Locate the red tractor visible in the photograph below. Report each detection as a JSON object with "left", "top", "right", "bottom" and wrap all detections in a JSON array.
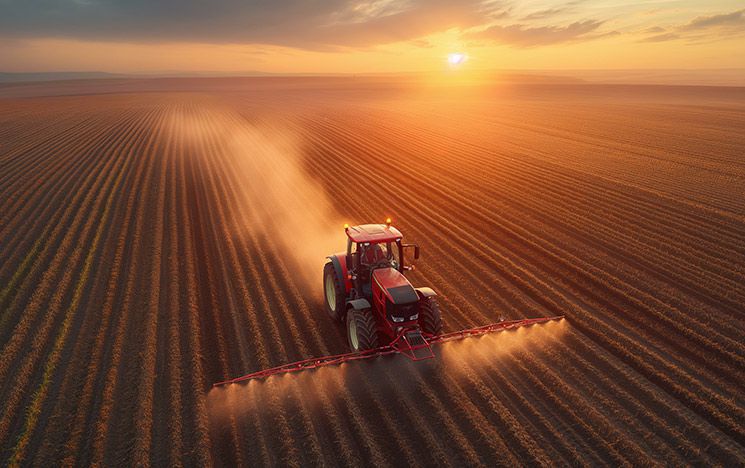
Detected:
[
  {"left": 323, "top": 220, "right": 442, "bottom": 354},
  {"left": 213, "top": 219, "right": 563, "bottom": 386}
]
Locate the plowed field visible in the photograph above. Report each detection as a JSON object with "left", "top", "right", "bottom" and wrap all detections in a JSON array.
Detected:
[{"left": 1, "top": 78, "right": 744, "bottom": 466}]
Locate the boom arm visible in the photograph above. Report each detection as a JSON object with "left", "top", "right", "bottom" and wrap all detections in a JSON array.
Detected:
[{"left": 213, "top": 315, "right": 564, "bottom": 386}]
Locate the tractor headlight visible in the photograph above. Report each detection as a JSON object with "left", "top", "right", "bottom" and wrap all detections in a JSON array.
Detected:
[
  {"left": 392, "top": 316, "right": 404, "bottom": 323},
  {"left": 409, "top": 314, "right": 418, "bottom": 321}
]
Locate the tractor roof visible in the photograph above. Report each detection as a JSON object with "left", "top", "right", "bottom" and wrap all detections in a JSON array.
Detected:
[{"left": 345, "top": 224, "right": 402, "bottom": 243}]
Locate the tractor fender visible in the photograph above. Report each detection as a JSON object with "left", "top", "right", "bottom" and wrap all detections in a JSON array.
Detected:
[
  {"left": 327, "top": 253, "right": 351, "bottom": 292},
  {"left": 415, "top": 287, "right": 437, "bottom": 299},
  {"left": 347, "top": 298, "right": 371, "bottom": 311}
]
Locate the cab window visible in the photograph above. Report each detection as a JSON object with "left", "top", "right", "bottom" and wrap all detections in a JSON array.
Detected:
[{"left": 390, "top": 241, "right": 401, "bottom": 268}]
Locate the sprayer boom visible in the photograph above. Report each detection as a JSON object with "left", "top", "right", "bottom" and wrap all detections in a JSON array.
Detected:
[{"left": 213, "top": 315, "right": 563, "bottom": 386}]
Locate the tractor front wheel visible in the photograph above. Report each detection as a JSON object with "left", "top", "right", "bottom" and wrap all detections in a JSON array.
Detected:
[
  {"left": 324, "top": 262, "right": 344, "bottom": 321},
  {"left": 346, "top": 308, "right": 379, "bottom": 352},
  {"left": 419, "top": 297, "right": 443, "bottom": 336}
]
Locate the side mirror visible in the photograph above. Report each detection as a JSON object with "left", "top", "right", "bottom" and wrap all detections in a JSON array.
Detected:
[{"left": 402, "top": 243, "right": 420, "bottom": 264}]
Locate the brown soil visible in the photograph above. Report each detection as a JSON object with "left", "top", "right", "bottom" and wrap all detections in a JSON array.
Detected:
[{"left": 1, "top": 77, "right": 744, "bottom": 466}]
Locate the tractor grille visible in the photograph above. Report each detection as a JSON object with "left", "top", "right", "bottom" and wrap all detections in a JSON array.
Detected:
[{"left": 390, "top": 302, "right": 418, "bottom": 322}]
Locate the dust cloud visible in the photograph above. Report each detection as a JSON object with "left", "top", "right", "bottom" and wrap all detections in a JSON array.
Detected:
[
  {"left": 224, "top": 124, "right": 345, "bottom": 290},
  {"left": 165, "top": 103, "right": 346, "bottom": 294},
  {"left": 206, "top": 319, "right": 569, "bottom": 433},
  {"left": 440, "top": 318, "right": 568, "bottom": 375},
  {"left": 206, "top": 352, "right": 436, "bottom": 432},
  {"left": 207, "top": 363, "right": 349, "bottom": 427}
]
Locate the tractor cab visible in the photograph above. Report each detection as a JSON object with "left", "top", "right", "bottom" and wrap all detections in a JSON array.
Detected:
[
  {"left": 324, "top": 220, "right": 441, "bottom": 353},
  {"left": 343, "top": 221, "right": 417, "bottom": 296}
]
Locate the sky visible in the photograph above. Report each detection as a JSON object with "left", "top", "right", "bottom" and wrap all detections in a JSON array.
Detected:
[{"left": 1, "top": 0, "right": 744, "bottom": 74}]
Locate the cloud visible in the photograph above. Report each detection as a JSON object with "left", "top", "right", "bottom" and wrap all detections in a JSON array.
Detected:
[
  {"left": 409, "top": 39, "right": 434, "bottom": 48},
  {"left": 521, "top": 8, "right": 570, "bottom": 21},
  {"left": 639, "top": 32, "right": 680, "bottom": 43},
  {"left": 489, "top": 7, "right": 513, "bottom": 20},
  {"left": 465, "top": 19, "right": 604, "bottom": 47},
  {"left": 0, "top": 0, "right": 502, "bottom": 50},
  {"left": 639, "top": 8, "right": 745, "bottom": 43},
  {"left": 9, "top": 0, "right": 740, "bottom": 53},
  {"left": 680, "top": 8, "right": 745, "bottom": 31},
  {"left": 519, "top": 0, "right": 588, "bottom": 21}
]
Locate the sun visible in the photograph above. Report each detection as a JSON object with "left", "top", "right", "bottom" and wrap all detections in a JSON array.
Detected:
[{"left": 447, "top": 53, "right": 467, "bottom": 66}]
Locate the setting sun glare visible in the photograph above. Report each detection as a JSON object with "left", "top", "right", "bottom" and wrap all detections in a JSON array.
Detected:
[{"left": 448, "top": 53, "right": 467, "bottom": 66}]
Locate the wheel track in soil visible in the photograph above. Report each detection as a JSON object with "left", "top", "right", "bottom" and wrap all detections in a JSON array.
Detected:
[
  {"left": 389, "top": 101, "right": 745, "bottom": 216},
  {"left": 79, "top": 103, "right": 162, "bottom": 465},
  {"left": 340, "top": 104, "right": 745, "bottom": 244},
  {"left": 0, "top": 109, "right": 137, "bottom": 306},
  {"left": 0, "top": 106, "right": 139, "bottom": 434},
  {"left": 0, "top": 107, "right": 143, "bottom": 331},
  {"left": 25, "top": 104, "right": 160, "bottom": 465},
  {"left": 1, "top": 103, "right": 144, "bottom": 465}
]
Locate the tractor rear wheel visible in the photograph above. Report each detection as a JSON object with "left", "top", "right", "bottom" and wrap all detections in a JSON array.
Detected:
[
  {"left": 346, "top": 308, "right": 379, "bottom": 351},
  {"left": 420, "top": 297, "right": 443, "bottom": 336},
  {"left": 324, "top": 262, "right": 344, "bottom": 321}
]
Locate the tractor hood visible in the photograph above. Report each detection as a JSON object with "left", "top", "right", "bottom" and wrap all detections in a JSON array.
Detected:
[{"left": 372, "top": 268, "right": 418, "bottom": 305}]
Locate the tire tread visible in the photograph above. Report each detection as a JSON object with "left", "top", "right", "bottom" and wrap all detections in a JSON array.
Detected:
[
  {"left": 420, "top": 297, "right": 443, "bottom": 335},
  {"left": 349, "top": 308, "right": 380, "bottom": 350}
]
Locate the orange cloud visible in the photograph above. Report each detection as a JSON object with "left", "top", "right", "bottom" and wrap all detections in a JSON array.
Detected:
[
  {"left": 639, "top": 8, "right": 745, "bottom": 43},
  {"left": 464, "top": 20, "right": 605, "bottom": 47}
]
